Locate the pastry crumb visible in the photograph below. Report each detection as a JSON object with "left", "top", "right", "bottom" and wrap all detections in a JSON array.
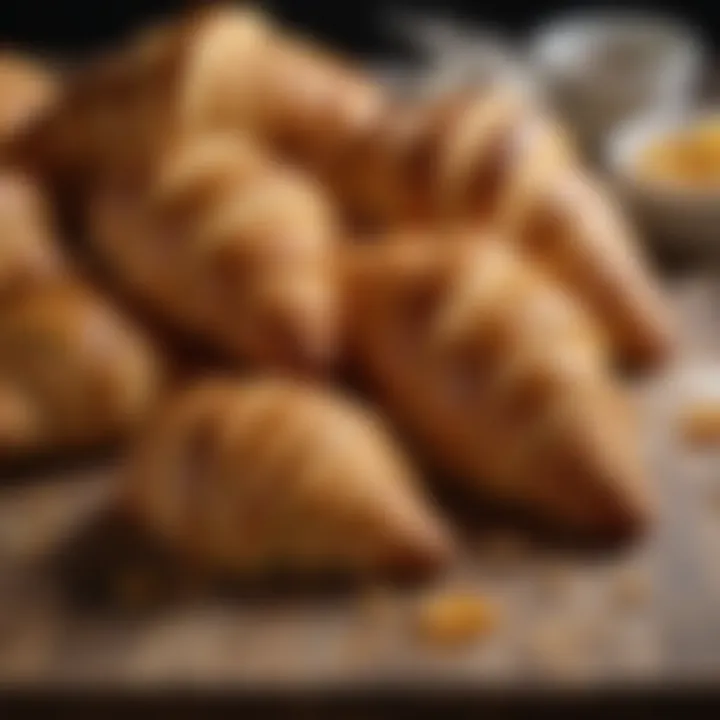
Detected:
[
  {"left": 679, "top": 402, "right": 720, "bottom": 447},
  {"left": 415, "top": 592, "right": 500, "bottom": 648}
]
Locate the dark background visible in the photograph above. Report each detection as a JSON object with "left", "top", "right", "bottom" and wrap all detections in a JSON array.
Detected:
[{"left": 0, "top": 1, "right": 715, "bottom": 59}]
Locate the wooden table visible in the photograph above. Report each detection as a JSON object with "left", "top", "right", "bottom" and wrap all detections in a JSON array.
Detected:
[{"left": 1, "top": 271, "right": 719, "bottom": 696}]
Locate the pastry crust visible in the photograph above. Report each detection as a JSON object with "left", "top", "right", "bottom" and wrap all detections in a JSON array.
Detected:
[
  {"left": 344, "top": 231, "right": 650, "bottom": 536},
  {"left": 86, "top": 134, "right": 337, "bottom": 372},
  {"left": 10, "top": 6, "right": 672, "bottom": 367},
  {"left": 337, "top": 91, "right": 672, "bottom": 368},
  {"left": 0, "top": 171, "right": 163, "bottom": 456},
  {"left": 0, "top": 283, "right": 162, "bottom": 455},
  {"left": 124, "top": 378, "right": 453, "bottom": 576}
]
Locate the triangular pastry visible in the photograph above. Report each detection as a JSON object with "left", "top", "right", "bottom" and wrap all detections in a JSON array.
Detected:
[
  {"left": 124, "top": 378, "right": 454, "bottom": 576},
  {"left": 344, "top": 231, "right": 650, "bottom": 536},
  {"left": 0, "top": 283, "right": 163, "bottom": 455}
]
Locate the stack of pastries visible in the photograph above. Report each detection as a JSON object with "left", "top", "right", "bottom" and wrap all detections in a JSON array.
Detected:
[
  {"left": 0, "top": 54, "right": 163, "bottom": 457},
  {"left": 0, "top": 5, "right": 674, "bottom": 578}
]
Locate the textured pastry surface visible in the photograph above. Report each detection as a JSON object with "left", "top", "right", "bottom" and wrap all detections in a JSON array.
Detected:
[
  {"left": 16, "top": 5, "right": 671, "bottom": 368},
  {"left": 86, "top": 133, "right": 337, "bottom": 372},
  {"left": 0, "top": 9, "right": 662, "bottom": 529},
  {"left": 331, "top": 87, "right": 672, "bottom": 368},
  {"left": 180, "top": 8, "right": 673, "bottom": 368},
  {"left": 124, "top": 377, "right": 453, "bottom": 575},
  {"left": 344, "top": 231, "right": 650, "bottom": 535},
  {"left": 0, "top": 283, "right": 163, "bottom": 455}
]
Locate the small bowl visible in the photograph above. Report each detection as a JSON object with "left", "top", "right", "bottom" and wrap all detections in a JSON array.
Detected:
[
  {"left": 607, "top": 109, "right": 720, "bottom": 255},
  {"left": 529, "top": 12, "right": 705, "bottom": 154}
]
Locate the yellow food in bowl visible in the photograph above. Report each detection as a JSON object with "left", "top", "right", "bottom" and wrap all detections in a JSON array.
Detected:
[{"left": 637, "top": 118, "right": 720, "bottom": 188}]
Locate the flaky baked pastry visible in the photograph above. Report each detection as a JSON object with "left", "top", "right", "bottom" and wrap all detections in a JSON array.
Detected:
[
  {"left": 86, "top": 134, "right": 337, "bottom": 372},
  {"left": 10, "top": 5, "right": 671, "bottom": 367},
  {"left": 0, "top": 284, "right": 163, "bottom": 455},
  {"left": 331, "top": 90, "right": 672, "bottom": 368},
  {"left": 183, "top": 9, "right": 672, "bottom": 369},
  {"left": 123, "top": 378, "right": 453, "bottom": 576},
  {"left": 344, "top": 232, "right": 650, "bottom": 536}
]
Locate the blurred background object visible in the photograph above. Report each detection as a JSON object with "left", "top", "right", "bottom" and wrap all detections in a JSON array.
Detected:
[
  {"left": 608, "top": 108, "right": 720, "bottom": 255},
  {"left": 528, "top": 11, "right": 704, "bottom": 156},
  {"left": 0, "top": 1, "right": 713, "bottom": 56},
  {"left": 1, "top": 2, "right": 709, "bottom": 151}
]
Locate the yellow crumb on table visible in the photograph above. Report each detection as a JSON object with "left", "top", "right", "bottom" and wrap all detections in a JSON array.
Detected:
[
  {"left": 414, "top": 592, "right": 500, "bottom": 649},
  {"left": 678, "top": 402, "right": 720, "bottom": 447}
]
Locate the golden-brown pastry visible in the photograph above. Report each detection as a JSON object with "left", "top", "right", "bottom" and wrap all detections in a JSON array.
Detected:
[
  {"left": 11, "top": 6, "right": 671, "bottom": 367},
  {"left": 0, "top": 52, "right": 58, "bottom": 144},
  {"left": 344, "top": 232, "right": 650, "bottom": 536},
  {"left": 176, "top": 8, "right": 384, "bottom": 169},
  {"left": 123, "top": 378, "right": 453, "bottom": 576},
  {"left": 86, "top": 133, "right": 337, "bottom": 372},
  {"left": 9, "top": 6, "right": 382, "bottom": 195},
  {"left": 0, "top": 170, "right": 65, "bottom": 295},
  {"left": 335, "top": 90, "right": 672, "bottom": 368},
  {"left": 0, "top": 283, "right": 163, "bottom": 455},
  {"left": 184, "top": 12, "right": 672, "bottom": 369}
]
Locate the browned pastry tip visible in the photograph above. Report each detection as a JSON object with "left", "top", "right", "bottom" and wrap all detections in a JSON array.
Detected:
[
  {"left": 0, "top": 52, "right": 59, "bottom": 145},
  {"left": 0, "top": 282, "right": 164, "bottom": 455},
  {"left": 7, "top": 5, "right": 383, "bottom": 193},
  {"left": 178, "top": 7, "right": 385, "bottom": 164},
  {"left": 124, "top": 377, "right": 454, "bottom": 577},
  {"left": 344, "top": 232, "right": 651, "bottom": 537},
  {"left": 3, "top": 13, "right": 192, "bottom": 193},
  {"left": 505, "top": 168, "right": 675, "bottom": 369}
]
